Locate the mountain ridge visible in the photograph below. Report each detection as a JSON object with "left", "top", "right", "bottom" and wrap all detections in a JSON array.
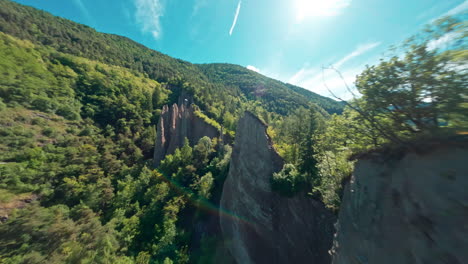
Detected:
[{"left": 0, "top": 0, "right": 344, "bottom": 118}]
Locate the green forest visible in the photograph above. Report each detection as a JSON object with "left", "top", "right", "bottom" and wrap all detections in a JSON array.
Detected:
[{"left": 0, "top": 0, "right": 466, "bottom": 263}]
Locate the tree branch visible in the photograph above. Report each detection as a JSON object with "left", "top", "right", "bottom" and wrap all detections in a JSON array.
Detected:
[{"left": 321, "top": 66, "right": 406, "bottom": 145}]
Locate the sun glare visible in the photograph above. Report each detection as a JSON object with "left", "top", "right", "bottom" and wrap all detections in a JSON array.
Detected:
[{"left": 294, "top": 0, "right": 351, "bottom": 21}]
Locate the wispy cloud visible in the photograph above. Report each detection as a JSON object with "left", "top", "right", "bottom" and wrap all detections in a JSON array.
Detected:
[
  {"left": 246, "top": 65, "right": 260, "bottom": 73},
  {"left": 135, "top": 0, "right": 164, "bottom": 40},
  {"left": 334, "top": 42, "right": 381, "bottom": 69},
  {"left": 72, "top": 0, "right": 95, "bottom": 26},
  {"left": 425, "top": 1, "right": 467, "bottom": 51},
  {"left": 192, "top": 0, "right": 208, "bottom": 17},
  {"left": 288, "top": 67, "right": 317, "bottom": 87},
  {"left": 441, "top": 0, "right": 468, "bottom": 17},
  {"left": 290, "top": 66, "right": 362, "bottom": 100},
  {"left": 229, "top": 1, "right": 242, "bottom": 36},
  {"left": 288, "top": 42, "right": 381, "bottom": 100},
  {"left": 427, "top": 32, "right": 460, "bottom": 51},
  {"left": 425, "top": 0, "right": 468, "bottom": 23}
]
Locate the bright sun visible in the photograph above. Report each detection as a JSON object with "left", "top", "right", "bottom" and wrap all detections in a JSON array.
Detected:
[{"left": 294, "top": 0, "right": 351, "bottom": 21}]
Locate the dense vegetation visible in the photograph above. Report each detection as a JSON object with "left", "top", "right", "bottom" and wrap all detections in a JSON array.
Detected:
[
  {"left": 266, "top": 15, "right": 467, "bottom": 208},
  {"left": 0, "top": 0, "right": 343, "bottom": 124},
  {"left": 0, "top": 106, "right": 231, "bottom": 262},
  {"left": 0, "top": 1, "right": 341, "bottom": 262},
  {"left": 0, "top": 0, "right": 466, "bottom": 262},
  {"left": 309, "top": 16, "right": 467, "bottom": 209}
]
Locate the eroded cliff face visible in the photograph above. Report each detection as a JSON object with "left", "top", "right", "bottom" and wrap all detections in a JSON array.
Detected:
[
  {"left": 153, "top": 95, "right": 221, "bottom": 167},
  {"left": 331, "top": 141, "right": 468, "bottom": 264},
  {"left": 220, "top": 112, "right": 335, "bottom": 264}
]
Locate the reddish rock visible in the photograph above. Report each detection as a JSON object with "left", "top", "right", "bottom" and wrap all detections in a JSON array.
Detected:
[{"left": 153, "top": 97, "right": 224, "bottom": 167}]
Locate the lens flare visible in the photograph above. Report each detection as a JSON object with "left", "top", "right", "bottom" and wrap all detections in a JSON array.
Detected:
[{"left": 294, "top": 0, "right": 351, "bottom": 21}]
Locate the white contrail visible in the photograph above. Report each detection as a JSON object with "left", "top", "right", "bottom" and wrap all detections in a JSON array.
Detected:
[
  {"left": 135, "top": 0, "right": 164, "bottom": 39},
  {"left": 229, "top": 1, "right": 242, "bottom": 36}
]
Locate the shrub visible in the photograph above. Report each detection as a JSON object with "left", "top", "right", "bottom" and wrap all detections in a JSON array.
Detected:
[
  {"left": 196, "top": 172, "right": 214, "bottom": 199},
  {"left": 42, "top": 126, "right": 56, "bottom": 137},
  {"left": 271, "top": 164, "right": 306, "bottom": 196},
  {"left": 56, "top": 105, "right": 80, "bottom": 120},
  {"left": 31, "top": 97, "right": 58, "bottom": 113},
  {"left": 31, "top": 117, "right": 46, "bottom": 126},
  {"left": 0, "top": 98, "right": 6, "bottom": 111}
]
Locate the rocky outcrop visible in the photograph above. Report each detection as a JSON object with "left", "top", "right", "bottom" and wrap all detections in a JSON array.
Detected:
[
  {"left": 153, "top": 95, "right": 222, "bottom": 167},
  {"left": 220, "top": 112, "right": 335, "bottom": 264},
  {"left": 331, "top": 139, "right": 468, "bottom": 264}
]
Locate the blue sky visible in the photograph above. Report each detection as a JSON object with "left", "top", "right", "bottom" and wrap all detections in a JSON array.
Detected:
[{"left": 12, "top": 0, "right": 468, "bottom": 99}]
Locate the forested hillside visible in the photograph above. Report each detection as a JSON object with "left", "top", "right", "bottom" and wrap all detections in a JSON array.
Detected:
[
  {"left": 0, "top": 0, "right": 466, "bottom": 263},
  {"left": 0, "top": 29, "right": 235, "bottom": 262},
  {"left": 0, "top": 0, "right": 343, "bottom": 122},
  {"left": 0, "top": 1, "right": 342, "bottom": 262}
]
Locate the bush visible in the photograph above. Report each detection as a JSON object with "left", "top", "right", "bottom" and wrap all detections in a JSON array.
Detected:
[
  {"left": 31, "top": 97, "right": 58, "bottom": 113},
  {"left": 196, "top": 172, "right": 214, "bottom": 199},
  {"left": 42, "top": 126, "right": 56, "bottom": 137},
  {"left": 0, "top": 98, "right": 6, "bottom": 111},
  {"left": 271, "top": 164, "right": 306, "bottom": 196},
  {"left": 56, "top": 105, "right": 80, "bottom": 120},
  {"left": 31, "top": 117, "right": 46, "bottom": 126}
]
